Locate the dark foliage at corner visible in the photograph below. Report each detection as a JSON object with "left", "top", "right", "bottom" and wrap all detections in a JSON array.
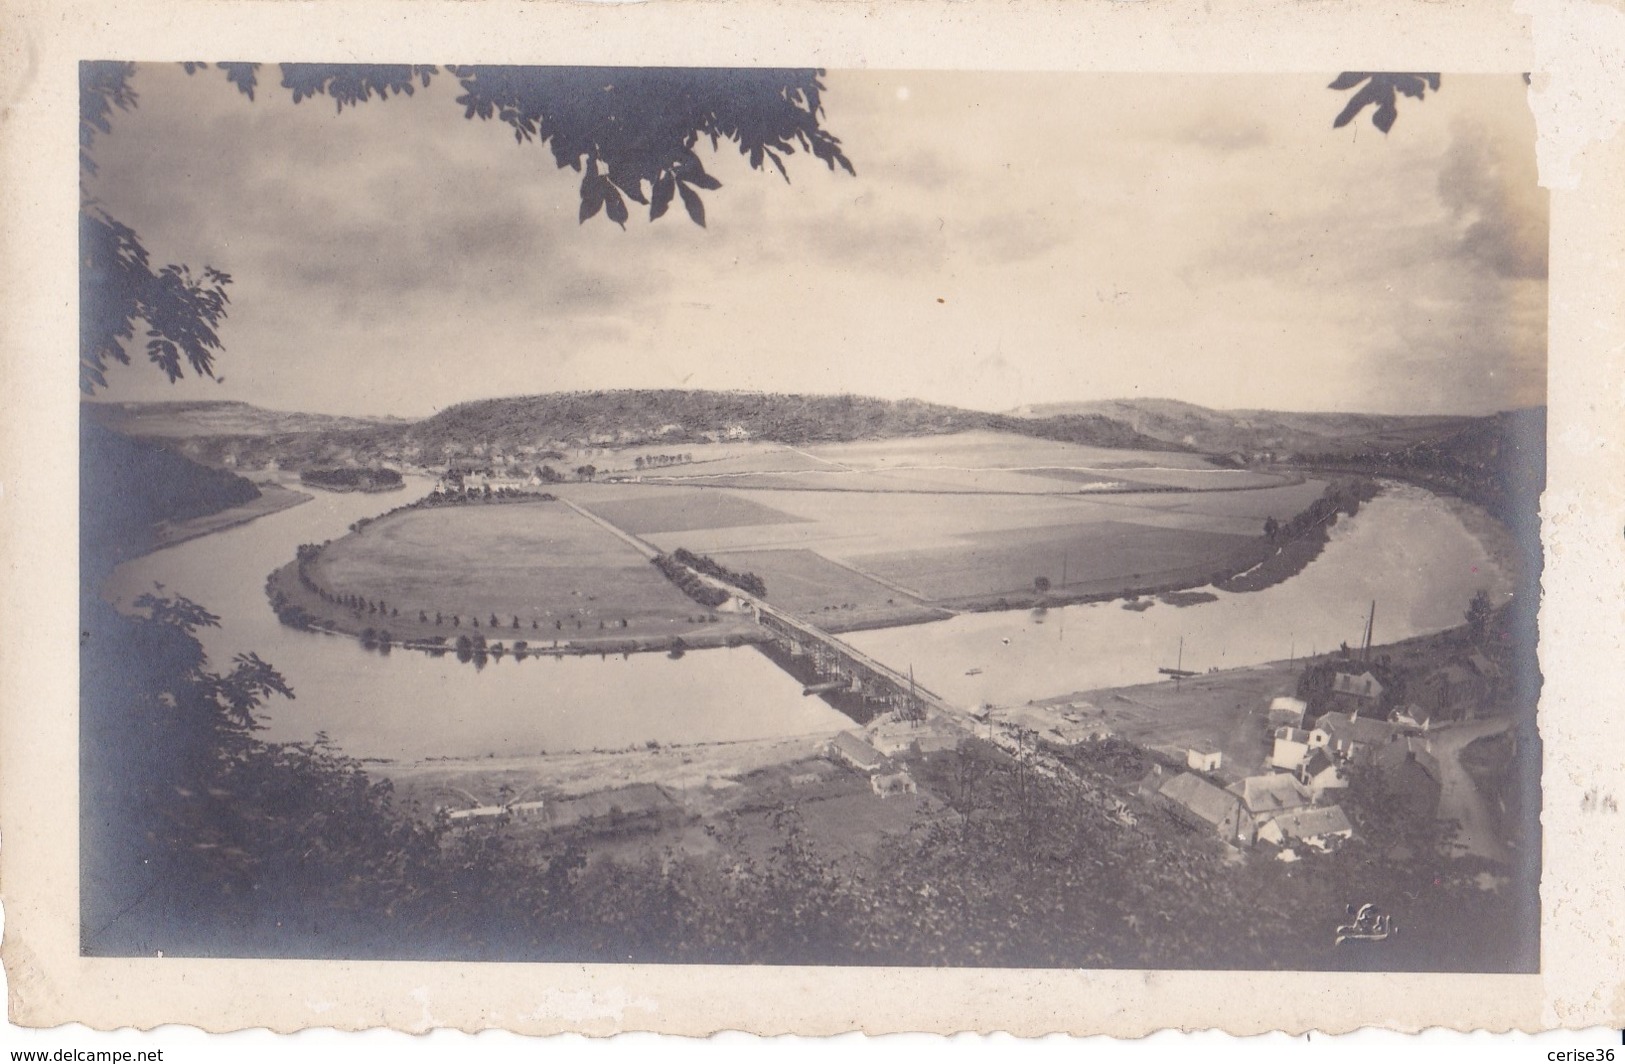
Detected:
[
  {"left": 80, "top": 420, "right": 262, "bottom": 565},
  {"left": 1329, "top": 72, "right": 1441, "bottom": 133}
]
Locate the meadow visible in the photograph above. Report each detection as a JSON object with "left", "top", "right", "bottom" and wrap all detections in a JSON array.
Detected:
[
  {"left": 554, "top": 432, "right": 1329, "bottom": 619},
  {"left": 296, "top": 431, "right": 1331, "bottom": 643},
  {"left": 303, "top": 499, "right": 758, "bottom": 647}
]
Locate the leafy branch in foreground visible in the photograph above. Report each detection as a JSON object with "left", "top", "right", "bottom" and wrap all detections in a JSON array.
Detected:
[
  {"left": 78, "top": 61, "right": 855, "bottom": 391},
  {"left": 1329, "top": 72, "right": 1441, "bottom": 133}
]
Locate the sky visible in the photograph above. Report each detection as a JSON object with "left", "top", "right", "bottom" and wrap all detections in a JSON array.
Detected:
[{"left": 86, "top": 66, "right": 1547, "bottom": 418}]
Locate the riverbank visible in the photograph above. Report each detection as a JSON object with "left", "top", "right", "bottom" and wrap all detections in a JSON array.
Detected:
[
  {"left": 376, "top": 731, "right": 841, "bottom": 807},
  {"left": 264, "top": 557, "right": 770, "bottom": 658},
  {"left": 149, "top": 482, "right": 312, "bottom": 551}
]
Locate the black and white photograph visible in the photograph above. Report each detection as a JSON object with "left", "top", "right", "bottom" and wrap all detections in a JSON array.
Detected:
[{"left": 69, "top": 60, "right": 1551, "bottom": 977}]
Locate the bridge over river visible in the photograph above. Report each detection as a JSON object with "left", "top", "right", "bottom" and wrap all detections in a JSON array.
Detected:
[{"left": 559, "top": 496, "right": 960, "bottom": 723}]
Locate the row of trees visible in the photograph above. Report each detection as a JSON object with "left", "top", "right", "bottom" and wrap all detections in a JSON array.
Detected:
[
  {"left": 1263, "top": 477, "right": 1381, "bottom": 544},
  {"left": 672, "top": 547, "right": 768, "bottom": 598},
  {"left": 633, "top": 453, "right": 693, "bottom": 470},
  {"left": 652, "top": 553, "right": 731, "bottom": 609}
]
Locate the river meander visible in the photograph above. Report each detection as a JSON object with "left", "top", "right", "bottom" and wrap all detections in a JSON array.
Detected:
[{"left": 105, "top": 477, "right": 1511, "bottom": 761}]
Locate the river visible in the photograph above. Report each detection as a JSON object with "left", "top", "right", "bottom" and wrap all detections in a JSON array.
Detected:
[
  {"left": 106, "top": 478, "right": 1510, "bottom": 761},
  {"left": 845, "top": 483, "right": 1513, "bottom": 708},
  {"left": 104, "top": 476, "right": 854, "bottom": 761}
]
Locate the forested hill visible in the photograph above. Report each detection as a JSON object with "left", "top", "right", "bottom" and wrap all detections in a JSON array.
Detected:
[
  {"left": 414, "top": 391, "right": 986, "bottom": 447},
  {"left": 1294, "top": 408, "right": 1546, "bottom": 539},
  {"left": 412, "top": 391, "right": 1177, "bottom": 452},
  {"left": 81, "top": 420, "right": 263, "bottom": 570},
  {"left": 89, "top": 391, "right": 1177, "bottom": 469},
  {"left": 1010, "top": 398, "right": 1477, "bottom": 457}
]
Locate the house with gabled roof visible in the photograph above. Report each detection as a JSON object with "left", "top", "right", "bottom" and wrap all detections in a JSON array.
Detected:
[
  {"left": 1226, "top": 773, "right": 1313, "bottom": 843},
  {"left": 1186, "top": 742, "right": 1223, "bottom": 773},
  {"left": 1331, "top": 670, "right": 1385, "bottom": 702},
  {"left": 1270, "top": 727, "right": 1313, "bottom": 771},
  {"left": 1312, "top": 710, "right": 1400, "bottom": 762},
  {"left": 1371, "top": 735, "right": 1444, "bottom": 816},
  {"left": 1158, "top": 772, "right": 1243, "bottom": 841},
  {"left": 1295, "top": 749, "right": 1348, "bottom": 800},
  {"left": 1257, "top": 805, "right": 1355, "bottom": 851},
  {"left": 826, "top": 731, "right": 887, "bottom": 774},
  {"left": 1415, "top": 663, "right": 1489, "bottom": 720}
]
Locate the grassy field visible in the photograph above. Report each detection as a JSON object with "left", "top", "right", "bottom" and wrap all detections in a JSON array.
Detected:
[
  {"left": 854, "top": 521, "right": 1258, "bottom": 601},
  {"left": 541, "top": 431, "right": 1331, "bottom": 618},
  {"left": 585, "top": 488, "right": 808, "bottom": 535},
  {"left": 304, "top": 499, "right": 758, "bottom": 646},
  {"left": 701, "top": 548, "right": 946, "bottom": 629},
  {"left": 638, "top": 432, "right": 1247, "bottom": 495},
  {"left": 298, "top": 431, "right": 1336, "bottom": 641}
]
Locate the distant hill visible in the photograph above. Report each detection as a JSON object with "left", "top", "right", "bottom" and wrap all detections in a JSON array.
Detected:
[
  {"left": 83, "top": 399, "right": 403, "bottom": 439},
  {"left": 412, "top": 390, "right": 990, "bottom": 449},
  {"left": 1009, "top": 398, "right": 1475, "bottom": 457},
  {"left": 1292, "top": 407, "right": 1546, "bottom": 537},
  {"left": 86, "top": 391, "right": 1176, "bottom": 469}
]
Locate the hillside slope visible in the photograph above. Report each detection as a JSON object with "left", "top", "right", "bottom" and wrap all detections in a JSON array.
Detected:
[
  {"left": 1011, "top": 398, "right": 1473, "bottom": 457},
  {"left": 81, "top": 419, "right": 264, "bottom": 569},
  {"left": 84, "top": 399, "right": 402, "bottom": 439},
  {"left": 95, "top": 391, "right": 1179, "bottom": 470}
]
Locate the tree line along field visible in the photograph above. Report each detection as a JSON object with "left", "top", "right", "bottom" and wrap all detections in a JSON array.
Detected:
[{"left": 290, "top": 498, "right": 761, "bottom": 650}]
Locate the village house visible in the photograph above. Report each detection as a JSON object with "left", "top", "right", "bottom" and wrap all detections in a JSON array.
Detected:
[
  {"left": 1158, "top": 772, "right": 1244, "bottom": 841},
  {"left": 1186, "top": 742, "right": 1223, "bottom": 773},
  {"left": 871, "top": 770, "right": 918, "bottom": 799},
  {"left": 543, "top": 783, "right": 682, "bottom": 836},
  {"left": 1226, "top": 773, "right": 1314, "bottom": 844},
  {"left": 1270, "top": 727, "right": 1313, "bottom": 772},
  {"left": 1311, "top": 710, "right": 1399, "bottom": 762},
  {"left": 1294, "top": 749, "right": 1348, "bottom": 800},
  {"left": 1414, "top": 663, "right": 1490, "bottom": 720},
  {"left": 1267, "top": 696, "right": 1309, "bottom": 728},
  {"left": 1370, "top": 736, "right": 1445, "bottom": 817},
  {"left": 445, "top": 804, "right": 505, "bottom": 826},
  {"left": 1257, "top": 805, "right": 1355, "bottom": 851},
  {"left": 827, "top": 731, "right": 888, "bottom": 773},
  {"left": 1331, "top": 670, "right": 1385, "bottom": 703}
]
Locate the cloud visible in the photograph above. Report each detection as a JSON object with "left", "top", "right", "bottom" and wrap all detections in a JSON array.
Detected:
[
  {"left": 796, "top": 201, "right": 950, "bottom": 272},
  {"left": 1438, "top": 119, "right": 1548, "bottom": 281},
  {"left": 1176, "top": 115, "right": 1271, "bottom": 153}
]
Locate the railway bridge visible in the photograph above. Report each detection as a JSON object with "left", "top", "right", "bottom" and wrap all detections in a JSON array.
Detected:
[
  {"left": 744, "top": 598, "right": 957, "bottom": 722},
  {"left": 559, "top": 494, "right": 960, "bottom": 721}
]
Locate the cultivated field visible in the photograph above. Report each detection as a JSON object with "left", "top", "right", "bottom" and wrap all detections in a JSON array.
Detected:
[
  {"left": 304, "top": 432, "right": 1334, "bottom": 642},
  {"left": 544, "top": 431, "right": 1329, "bottom": 621},
  {"left": 305, "top": 499, "right": 758, "bottom": 645},
  {"left": 854, "top": 521, "right": 1258, "bottom": 601},
  {"left": 634, "top": 432, "right": 1277, "bottom": 495},
  {"left": 696, "top": 548, "right": 948, "bottom": 629}
]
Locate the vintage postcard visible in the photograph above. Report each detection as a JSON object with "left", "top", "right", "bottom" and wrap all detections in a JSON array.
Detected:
[{"left": 3, "top": 0, "right": 1623, "bottom": 1039}]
